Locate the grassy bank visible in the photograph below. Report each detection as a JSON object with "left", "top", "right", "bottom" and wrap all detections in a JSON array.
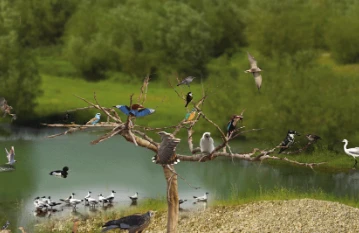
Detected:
[{"left": 34, "top": 187, "right": 359, "bottom": 233}]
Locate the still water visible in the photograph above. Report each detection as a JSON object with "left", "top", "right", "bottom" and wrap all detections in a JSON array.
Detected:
[{"left": 0, "top": 125, "right": 358, "bottom": 231}]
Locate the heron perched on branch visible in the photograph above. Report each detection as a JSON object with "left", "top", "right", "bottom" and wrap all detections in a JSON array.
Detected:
[
  {"left": 152, "top": 131, "right": 181, "bottom": 165},
  {"left": 101, "top": 210, "right": 156, "bottom": 233}
]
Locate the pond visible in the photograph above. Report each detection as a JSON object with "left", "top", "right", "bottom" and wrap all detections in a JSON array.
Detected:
[{"left": 0, "top": 124, "right": 358, "bottom": 231}]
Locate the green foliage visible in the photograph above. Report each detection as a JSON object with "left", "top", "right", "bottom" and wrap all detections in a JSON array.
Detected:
[
  {"left": 15, "top": 0, "right": 78, "bottom": 47},
  {"left": 326, "top": 2, "right": 359, "bottom": 63},
  {"left": 0, "top": 1, "right": 41, "bottom": 117}
]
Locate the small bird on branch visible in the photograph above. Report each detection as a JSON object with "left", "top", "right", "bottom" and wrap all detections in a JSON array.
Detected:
[
  {"left": 101, "top": 210, "right": 156, "bottom": 232},
  {"left": 226, "top": 110, "right": 245, "bottom": 138},
  {"left": 177, "top": 76, "right": 195, "bottom": 87},
  {"left": 306, "top": 134, "right": 321, "bottom": 142},
  {"left": 245, "top": 52, "right": 262, "bottom": 91},
  {"left": 114, "top": 104, "right": 155, "bottom": 118},
  {"left": 152, "top": 131, "right": 181, "bottom": 165},
  {"left": 278, "top": 130, "right": 300, "bottom": 154},
  {"left": 200, "top": 132, "right": 215, "bottom": 154},
  {"left": 185, "top": 92, "right": 193, "bottom": 107},
  {"left": 86, "top": 113, "right": 101, "bottom": 125},
  {"left": 184, "top": 108, "right": 196, "bottom": 122}
]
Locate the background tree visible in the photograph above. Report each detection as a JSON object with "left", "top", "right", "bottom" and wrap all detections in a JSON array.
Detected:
[{"left": 0, "top": 0, "right": 42, "bottom": 117}]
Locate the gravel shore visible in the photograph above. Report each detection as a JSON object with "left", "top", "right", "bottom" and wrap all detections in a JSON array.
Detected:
[{"left": 147, "top": 199, "right": 359, "bottom": 233}]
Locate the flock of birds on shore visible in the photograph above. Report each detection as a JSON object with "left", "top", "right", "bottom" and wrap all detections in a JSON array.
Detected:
[{"left": 1, "top": 52, "right": 359, "bottom": 232}]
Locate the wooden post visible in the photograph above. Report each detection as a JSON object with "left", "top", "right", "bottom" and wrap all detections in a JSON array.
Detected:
[{"left": 163, "top": 165, "right": 179, "bottom": 233}]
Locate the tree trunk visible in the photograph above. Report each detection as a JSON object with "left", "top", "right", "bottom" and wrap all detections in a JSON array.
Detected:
[{"left": 163, "top": 165, "right": 179, "bottom": 233}]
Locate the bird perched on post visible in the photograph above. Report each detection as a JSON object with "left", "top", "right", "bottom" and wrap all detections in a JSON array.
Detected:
[
  {"left": 226, "top": 112, "right": 244, "bottom": 138},
  {"left": 184, "top": 108, "right": 197, "bottom": 122},
  {"left": 245, "top": 52, "right": 262, "bottom": 91},
  {"left": 5, "top": 146, "right": 16, "bottom": 165},
  {"left": 342, "top": 139, "right": 359, "bottom": 168},
  {"left": 200, "top": 132, "right": 215, "bottom": 154},
  {"left": 152, "top": 131, "right": 181, "bottom": 165},
  {"left": 306, "top": 134, "right": 321, "bottom": 142},
  {"left": 185, "top": 92, "right": 193, "bottom": 107},
  {"left": 114, "top": 104, "right": 155, "bottom": 118},
  {"left": 49, "top": 166, "right": 69, "bottom": 178},
  {"left": 86, "top": 113, "right": 101, "bottom": 125},
  {"left": 278, "top": 130, "right": 300, "bottom": 154},
  {"left": 177, "top": 76, "right": 195, "bottom": 87},
  {"left": 101, "top": 211, "right": 156, "bottom": 233}
]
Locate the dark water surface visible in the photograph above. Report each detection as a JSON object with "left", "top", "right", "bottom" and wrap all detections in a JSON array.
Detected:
[{"left": 0, "top": 125, "right": 358, "bottom": 231}]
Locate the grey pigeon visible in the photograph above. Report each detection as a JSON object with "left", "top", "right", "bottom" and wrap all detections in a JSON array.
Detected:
[
  {"left": 102, "top": 211, "right": 155, "bottom": 232},
  {"left": 177, "top": 76, "right": 195, "bottom": 87}
]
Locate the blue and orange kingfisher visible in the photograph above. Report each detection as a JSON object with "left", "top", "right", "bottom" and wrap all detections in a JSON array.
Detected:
[{"left": 184, "top": 108, "right": 197, "bottom": 122}]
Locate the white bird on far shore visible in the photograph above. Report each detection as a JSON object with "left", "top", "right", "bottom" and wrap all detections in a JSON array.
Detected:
[{"left": 342, "top": 139, "right": 359, "bottom": 168}]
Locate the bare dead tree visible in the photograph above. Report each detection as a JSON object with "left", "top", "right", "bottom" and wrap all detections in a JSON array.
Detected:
[{"left": 42, "top": 77, "right": 324, "bottom": 233}]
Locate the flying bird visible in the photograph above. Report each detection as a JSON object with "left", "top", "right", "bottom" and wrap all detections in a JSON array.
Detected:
[
  {"left": 177, "top": 76, "right": 195, "bottom": 87},
  {"left": 86, "top": 113, "right": 101, "bottom": 125},
  {"left": 245, "top": 52, "right": 262, "bottom": 91},
  {"left": 101, "top": 210, "right": 156, "bottom": 233},
  {"left": 5, "top": 146, "right": 15, "bottom": 165},
  {"left": 184, "top": 108, "right": 196, "bottom": 122},
  {"left": 226, "top": 111, "right": 245, "bottom": 138},
  {"left": 152, "top": 131, "right": 181, "bottom": 165},
  {"left": 0, "top": 97, "right": 16, "bottom": 120},
  {"left": 200, "top": 132, "right": 215, "bottom": 154},
  {"left": 193, "top": 192, "right": 209, "bottom": 202},
  {"left": 129, "top": 192, "right": 138, "bottom": 201},
  {"left": 278, "top": 130, "right": 300, "bottom": 154},
  {"left": 185, "top": 92, "right": 193, "bottom": 107},
  {"left": 49, "top": 166, "right": 69, "bottom": 178},
  {"left": 342, "top": 139, "right": 359, "bottom": 168},
  {"left": 306, "top": 134, "right": 321, "bottom": 142},
  {"left": 114, "top": 104, "right": 155, "bottom": 118}
]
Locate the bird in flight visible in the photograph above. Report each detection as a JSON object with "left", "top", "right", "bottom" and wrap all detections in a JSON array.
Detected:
[
  {"left": 101, "top": 210, "right": 156, "bottom": 232},
  {"left": 245, "top": 52, "right": 262, "bottom": 91},
  {"left": 5, "top": 146, "right": 16, "bottom": 165},
  {"left": 177, "top": 76, "right": 195, "bottom": 87},
  {"left": 86, "top": 113, "right": 101, "bottom": 125},
  {"left": 114, "top": 104, "right": 155, "bottom": 118},
  {"left": 152, "top": 131, "right": 181, "bottom": 165}
]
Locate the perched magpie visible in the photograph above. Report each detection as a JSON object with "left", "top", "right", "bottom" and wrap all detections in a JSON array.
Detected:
[
  {"left": 278, "top": 130, "right": 300, "bottom": 154},
  {"left": 185, "top": 92, "right": 193, "bottom": 107},
  {"left": 49, "top": 166, "right": 69, "bottom": 178}
]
